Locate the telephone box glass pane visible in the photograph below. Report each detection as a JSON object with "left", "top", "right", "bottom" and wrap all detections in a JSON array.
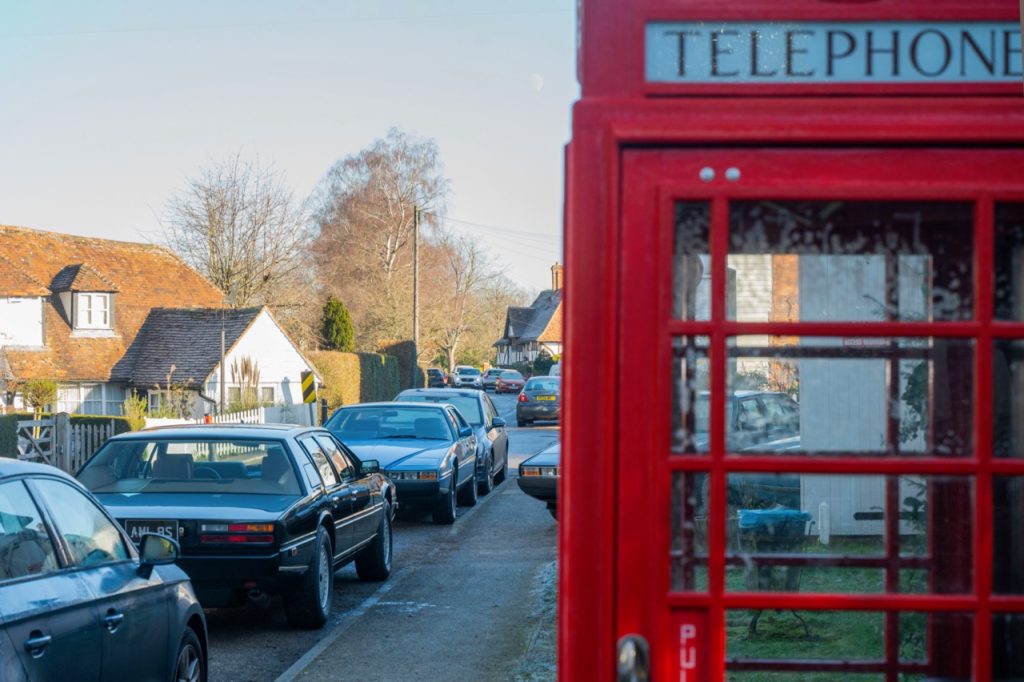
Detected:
[
  {"left": 993, "top": 613, "right": 1024, "bottom": 679},
  {"left": 674, "top": 202, "right": 710, "bottom": 321},
  {"left": 673, "top": 336, "right": 710, "bottom": 453},
  {"left": 994, "top": 341, "right": 1024, "bottom": 458},
  {"left": 726, "top": 611, "right": 973, "bottom": 676},
  {"left": 995, "top": 203, "right": 1024, "bottom": 320},
  {"left": 727, "top": 336, "right": 973, "bottom": 456},
  {"left": 993, "top": 476, "right": 1024, "bottom": 594},
  {"left": 717, "top": 474, "right": 972, "bottom": 595},
  {"left": 671, "top": 473, "right": 707, "bottom": 591},
  {"left": 728, "top": 201, "right": 973, "bottom": 322}
]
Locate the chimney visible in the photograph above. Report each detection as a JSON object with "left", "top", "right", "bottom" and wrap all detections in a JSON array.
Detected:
[{"left": 551, "top": 262, "right": 564, "bottom": 291}]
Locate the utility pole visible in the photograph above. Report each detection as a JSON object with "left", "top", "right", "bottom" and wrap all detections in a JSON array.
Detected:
[{"left": 411, "top": 206, "right": 420, "bottom": 388}]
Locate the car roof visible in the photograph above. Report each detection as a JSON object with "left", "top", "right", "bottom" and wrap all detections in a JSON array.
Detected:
[
  {"left": 340, "top": 401, "right": 451, "bottom": 410},
  {"left": 110, "top": 423, "right": 319, "bottom": 440},
  {"left": 397, "top": 388, "right": 483, "bottom": 399},
  {"left": 0, "top": 458, "right": 79, "bottom": 482}
]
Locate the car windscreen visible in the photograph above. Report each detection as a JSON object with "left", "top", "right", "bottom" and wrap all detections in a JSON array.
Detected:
[
  {"left": 694, "top": 395, "right": 735, "bottom": 434},
  {"left": 524, "top": 377, "right": 560, "bottom": 392},
  {"left": 499, "top": 371, "right": 522, "bottom": 380},
  {"left": 395, "top": 395, "right": 483, "bottom": 425},
  {"left": 326, "top": 406, "right": 455, "bottom": 440},
  {"left": 458, "top": 367, "right": 480, "bottom": 376},
  {"left": 77, "top": 438, "right": 302, "bottom": 495}
]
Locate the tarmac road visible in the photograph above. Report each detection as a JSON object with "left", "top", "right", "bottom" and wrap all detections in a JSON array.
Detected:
[{"left": 206, "top": 392, "right": 559, "bottom": 681}]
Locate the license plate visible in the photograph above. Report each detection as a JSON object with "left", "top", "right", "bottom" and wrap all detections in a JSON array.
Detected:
[
  {"left": 536, "top": 395, "right": 556, "bottom": 401},
  {"left": 123, "top": 520, "right": 180, "bottom": 545}
]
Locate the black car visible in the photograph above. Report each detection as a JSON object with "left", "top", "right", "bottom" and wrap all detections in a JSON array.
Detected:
[
  {"left": 0, "top": 458, "right": 207, "bottom": 682},
  {"left": 516, "top": 376, "right": 561, "bottom": 426},
  {"left": 517, "top": 443, "right": 560, "bottom": 519},
  {"left": 326, "top": 402, "right": 479, "bottom": 523},
  {"left": 77, "top": 424, "right": 396, "bottom": 629},
  {"left": 426, "top": 368, "right": 448, "bottom": 388},
  {"left": 393, "top": 388, "right": 510, "bottom": 494}
]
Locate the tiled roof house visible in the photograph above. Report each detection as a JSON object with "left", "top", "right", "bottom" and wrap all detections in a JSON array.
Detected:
[
  {"left": 0, "top": 226, "right": 317, "bottom": 416},
  {"left": 494, "top": 263, "right": 563, "bottom": 366}
]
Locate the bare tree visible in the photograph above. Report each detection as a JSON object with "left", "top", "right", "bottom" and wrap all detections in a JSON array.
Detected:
[
  {"left": 164, "top": 154, "right": 309, "bottom": 308},
  {"left": 313, "top": 128, "right": 449, "bottom": 349}
]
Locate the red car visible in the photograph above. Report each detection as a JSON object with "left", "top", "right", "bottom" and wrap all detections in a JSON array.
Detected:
[{"left": 495, "top": 369, "right": 526, "bottom": 394}]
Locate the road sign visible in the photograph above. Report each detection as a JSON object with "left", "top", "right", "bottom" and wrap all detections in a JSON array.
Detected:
[{"left": 301, "top": 371, "right": 316, "bottom": 404}]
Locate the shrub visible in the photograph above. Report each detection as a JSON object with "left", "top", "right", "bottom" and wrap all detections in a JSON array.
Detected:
[
  {"left": 321, "top": 296, "right": 355, "bottom": 352},
  {"left": 21, "top": 379, "right": 57, "bottom": 412},
  {"left": 122, "top": 391, "right": 148, "bottom": 431}
]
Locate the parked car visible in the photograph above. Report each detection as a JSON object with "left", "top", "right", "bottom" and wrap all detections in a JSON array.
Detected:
[
  {"left": 451, "top": 365, "right": 483, "bottom": 389},
  {"left": 393, "top": 387, "right": 509, "bottom": 494},
  {"left": 0, "top": 458, "right": 207, "bottom": 681},
  {"left": 681, "top": 390, "right": 800, "bottom": 453},
  {"left": 76, "top": 423, "right": 396, "bottom": 629},
  {"left": 495, "top": 369, "right": 526, "bottom": 394},
  {"left": 516, "top": 375, "right": 561, "bottom": 427},
  {"left": 517, "top": 442, "right": 560, "bottom": 519},
  {"left": 481, "top": 367, "right": 505, "bottom": 391},
  {"left": 426, "top": 367, "right": 448, "bottom": 388},
  {"left": 326, "top": 402, "right": 479, "bottom": 523}
]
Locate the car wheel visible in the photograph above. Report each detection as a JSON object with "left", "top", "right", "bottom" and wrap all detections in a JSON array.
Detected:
[
  {"left": 356, "top": 500, "right": 393, "bottom": 581},
  {"left": 432, "top": 473, "right": 457, "bottom": 524},
  {"left": 478, "top": 454, "right": 495, "bottom": 495},
  {"left": 284, "top": 526, "right": 333, "bottom": 629},
  {"left": 494, "top": 449, "right": 508, "bottom": 485},
  {"left": 457, "top": 466, "right": 478, "bottom": 506},
  {"left": 173, "top": 627, "right": 206, "bottom": 682}
]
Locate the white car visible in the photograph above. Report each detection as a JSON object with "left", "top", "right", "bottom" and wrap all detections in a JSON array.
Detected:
[{"left": 451, "top": 366, "right": 483, "bottom": 389}]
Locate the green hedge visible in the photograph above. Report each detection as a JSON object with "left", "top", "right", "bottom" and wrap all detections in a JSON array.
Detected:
[
  {"left": 379, "top": 340, "right": 426, "bottom": 391},
  {"left": 0, "top": 412, "right": 133, "bottom": 458},
  {"left": 308, "top": 351, "right": 401, "bottom": 411}
]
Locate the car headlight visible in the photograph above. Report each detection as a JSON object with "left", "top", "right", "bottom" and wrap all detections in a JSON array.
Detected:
[{"left": 389, "top": 471, "right": 439, "bottom": 481}]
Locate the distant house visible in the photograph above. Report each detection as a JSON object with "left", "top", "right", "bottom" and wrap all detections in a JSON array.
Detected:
[
  {"left": 0, "top": 225, "right": 318, "bottom": 417},
  {"left": 495, "top": 263, "right": 563, "bottom": 366}
]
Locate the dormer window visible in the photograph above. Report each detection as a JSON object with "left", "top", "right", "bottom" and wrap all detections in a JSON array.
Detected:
[{"left": 76, "top": 292, "right": 112, "bottom": 329}]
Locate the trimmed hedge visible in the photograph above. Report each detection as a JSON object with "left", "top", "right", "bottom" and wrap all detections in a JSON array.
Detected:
[
  {"left": 308, "top": 351, "right": 401, "bottom": 411},
  {"left": 379, "top": 340, "right": 426, "bottom": 391},
  {"left": 0, "top": 412, "right": 133, "bottom": 458}
]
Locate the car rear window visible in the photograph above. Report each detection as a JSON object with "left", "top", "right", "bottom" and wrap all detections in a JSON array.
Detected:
[
  {"left": 525, "top": 377, "right": 560, "bottom": 392},
  {"left": 77, "top": 438, "right": 302, "bottom": 495},
  {"left": 326, "top": 406, "right": 457, "bottom": 439},
  {"left": 394, "top": 394, "right": 484, "bottom": 425},
  {"left": 499, "top": 371, "right": 523, "bottom": 380}
]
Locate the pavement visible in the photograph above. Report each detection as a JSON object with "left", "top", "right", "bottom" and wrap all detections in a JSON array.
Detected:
[{"left": 283, "top": 464, "right": 558, "bottom": 681}]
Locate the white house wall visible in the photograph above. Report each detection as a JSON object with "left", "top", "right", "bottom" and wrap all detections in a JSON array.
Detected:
[
  {"left": 0, "top": 297, "right": 43, "bottom": 347},
  {"left": 206, "top": 310, "right": 314, "bottom": 406}
]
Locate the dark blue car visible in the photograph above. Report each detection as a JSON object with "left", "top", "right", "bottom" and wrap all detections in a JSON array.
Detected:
[{"left": 0, "top": 458, "right": 207, "bottom": 682}]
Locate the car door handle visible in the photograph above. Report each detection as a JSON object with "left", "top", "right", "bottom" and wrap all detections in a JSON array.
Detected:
[
  {"left": 24, "top": 632, "right": 52, "bottom": 657},
  {"left": 104, "top": 610, "right": 125, "bottom": 632}
]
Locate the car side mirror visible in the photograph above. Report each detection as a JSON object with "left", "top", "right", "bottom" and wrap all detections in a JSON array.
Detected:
[
  {"left": 360, "top": 459, "right": 381, "bottom": 475},
  {"left": 459, "top": 426, "right": 473, "bottom": 438},
  {"left": 491, "top": 417, "right": 506, "bottom": 429},
  {"left": 138, "top": 533, "right": 178, "bottom": 578}
]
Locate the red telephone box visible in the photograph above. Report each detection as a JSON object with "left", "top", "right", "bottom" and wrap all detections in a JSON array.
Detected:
[{"left": 562, "top": 1, "right": 1024, "bottom": 679}]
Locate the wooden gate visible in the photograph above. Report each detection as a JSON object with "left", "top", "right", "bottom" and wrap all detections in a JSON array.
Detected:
[{"left": 17, "top": 413, "right": 115, "bottom": 473}]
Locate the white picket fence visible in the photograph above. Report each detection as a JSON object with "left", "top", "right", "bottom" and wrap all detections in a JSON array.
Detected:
[
  {"left": 16, "top": 414, "right": 116, "bottom": 474},
  {"left": 143, "top": 404, "right": 316, "bottom": 430}
]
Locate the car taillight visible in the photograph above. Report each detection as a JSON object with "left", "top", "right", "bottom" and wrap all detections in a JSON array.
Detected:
[
  {"left": 518, "top": 393, "right": 529, "bottom": 403},
  {"left": 200, "top": 523, "right": 275, "bottom": 544}
]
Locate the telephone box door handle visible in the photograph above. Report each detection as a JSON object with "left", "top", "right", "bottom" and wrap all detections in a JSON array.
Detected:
[{"left": 616, "top": 634, "right": 651, "bottom": 682}]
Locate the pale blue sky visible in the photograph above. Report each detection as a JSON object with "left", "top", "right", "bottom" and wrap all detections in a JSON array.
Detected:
[{"left": 0, "top": 1, "right": 576, "bottom": 291}]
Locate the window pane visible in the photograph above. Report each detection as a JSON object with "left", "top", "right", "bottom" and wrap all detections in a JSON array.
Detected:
[
  {"left": 33, "top": 478, "right": 128, "bottom": 567},
  {"left": 261, "top": 387, "right": 274, "bottom": 403},
  {"left": 993, "top": 613, "right": 1024, "bottom": 679},
  {"left": 0, "top": 481, "right": 58, "bottom": 580},
  {"left": 672, "top": 336, "right": 710, "bottom": 453},
  {"left": 993, "top": 476, "right": 1024, "bottom": 594},
  {"left": 315, "top": 435, "right": 353, "bottom": 479},
  {"left": 726, "top": 336, "right": 973, "bottom": 456},
  {"left": 299, "top": 437, "right": 338, "bottom": 486},
  {"left": 716, "top": 474, "right": 972, "bottom": 596},
  {"left": 671, "top": 473, "right": 706, "bottom": 591},
  {"left": 726, "top": 610, "right": 972, "bottom": 676},
  {"left": 729, "top": 201, "right": 973, "bottom": 322},
  {"left": 994, "top": 341, "right": 1024, "bottom": 458},
  {"left": 674, "top": 202, "right": 710, "bottom": 321},
  {"left": 995, "top": 203, "right": 1024, "bottom": 320}
]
